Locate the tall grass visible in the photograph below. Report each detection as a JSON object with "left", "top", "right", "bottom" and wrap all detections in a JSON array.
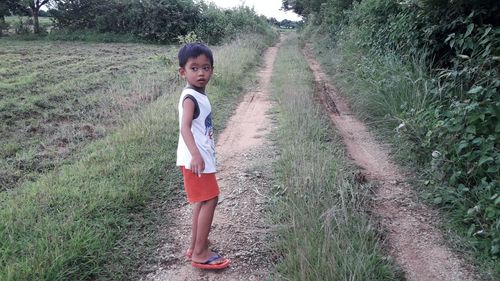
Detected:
[
  {"left": 269, "top": 33, "right": 401, "bottom": 280},
  {"left": 316, "top": 35, "right": 434, "bottom": 128},
  {"left": 311, "top": 32, "right": 439, "bottom": 169},
  {"left": 0, "top": 32, "right": 277, "bottom": 280}
]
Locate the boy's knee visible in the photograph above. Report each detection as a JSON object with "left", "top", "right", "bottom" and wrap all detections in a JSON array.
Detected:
[{"left": 202, "top": 196, "right": 218, "bottom": 206}]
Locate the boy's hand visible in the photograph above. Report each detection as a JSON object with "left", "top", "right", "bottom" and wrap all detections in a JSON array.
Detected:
[{"left": 190, "top": 153, "right": 205, "bottom": 177}]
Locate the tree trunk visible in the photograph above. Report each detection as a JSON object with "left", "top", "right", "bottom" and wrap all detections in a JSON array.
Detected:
[
  {"left": 0, "top": 16, "right": 5, "bottom": 37},
  {"left": 33, "top": 9, "right": 39, "bottom": 34}
]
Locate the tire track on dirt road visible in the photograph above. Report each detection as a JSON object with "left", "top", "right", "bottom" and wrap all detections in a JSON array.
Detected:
[
  {"left": 141, "top": 36, "right": 284, "bottom": 281},
  {"left": 303, "top": 44, "right": 478, "bottom": 281}
]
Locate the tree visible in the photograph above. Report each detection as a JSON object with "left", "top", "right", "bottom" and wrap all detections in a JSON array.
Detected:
[
  {"left": 0, "top": 0, "right": 29, "bottom": 36},
  {"left": 50, "top": 0, "right": 101, "bottom": 29},
  {"left": 267, "top": 17, "right": 279, "bottom": 27},
  {"left": 23, "top": 0, "right": 50, "bottom": 33},
  {"left": 282, "top": 0, "right": 323, "bottom": 17}
]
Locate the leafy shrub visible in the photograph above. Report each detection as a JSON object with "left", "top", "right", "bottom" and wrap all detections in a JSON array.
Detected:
[
  {"left": 132, "top": 0, "right": 199, "bottom": 43},
  {"left": 50, "top": 0, "right": 272, "bottom": 44},
  {"left": 409, "top": 16, "right": 499, "bottom": 258},
  {"left": 193, "top": 3, "right": 228, "bottom": 44},
  {"left": 0, "top": 20, "right": 9, "bottom": 36},
  {"left": 51, "top": 0, "right": 199, "bottom": 42},
  {"left": 177, "top": 31, "right": 201, "bottom": 44},
  {"left": 195, "top": 4, "right": 272, "bottom": 44},
  {"left": 14, "top": 17, "right": 31, "bottom": 34}
]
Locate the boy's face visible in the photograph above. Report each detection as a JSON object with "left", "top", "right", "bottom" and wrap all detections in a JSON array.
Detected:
[{"left": 179, "top": 54, "right": 213, "bottom": 90}]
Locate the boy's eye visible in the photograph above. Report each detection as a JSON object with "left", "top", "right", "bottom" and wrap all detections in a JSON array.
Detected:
[{"left": 189, "top": 66, "right": 211, "bottom": 72}]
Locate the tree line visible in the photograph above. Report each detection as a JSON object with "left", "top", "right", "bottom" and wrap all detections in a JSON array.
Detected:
[{"left": 0, "top": 0, "right": 273, "bottom": 44}]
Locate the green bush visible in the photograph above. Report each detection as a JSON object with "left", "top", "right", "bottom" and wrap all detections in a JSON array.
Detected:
[
  {"left": 13, "top": 17, "right": 31, "bottom": 34},
  {"left": 409, "top": 16, "right": 499, "bottom": 258},
  {"left": 51, "top": 0, "right": 200, "bottom": 43},
  {"left": 193, "top": 3, "right": 228, "bottom": 44},
  {"left": 49, "top": 0, "right": 272, "bottom": 44},
  {"left": 0, "top": 20, "right": 9, "bottom": 36},
  {"left": 132, "top": 0, "right": 200, "bottom": 43}
]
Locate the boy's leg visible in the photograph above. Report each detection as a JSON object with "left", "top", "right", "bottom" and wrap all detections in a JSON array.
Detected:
[
  {"left": 192, "top": 196, "right": 220, "bottom": 262},
  {"left": 189, "top": 202, "right": 202, "bottom": 255}
]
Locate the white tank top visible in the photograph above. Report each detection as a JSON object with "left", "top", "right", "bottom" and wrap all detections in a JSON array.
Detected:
[{"left": 176, "top": 88, "right": 216, "bottom": 173}]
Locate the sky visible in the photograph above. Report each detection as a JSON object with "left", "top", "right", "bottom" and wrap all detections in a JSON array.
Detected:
[{"left": 208, "top": 0, "right": 302, "bottom": 21}]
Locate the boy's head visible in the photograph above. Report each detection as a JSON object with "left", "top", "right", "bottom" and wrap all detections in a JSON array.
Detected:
[
  {"left": 178, "top": 43, "right": 214, "bottom": 90},
  {"left": 178, "top": 43, "right": 214, "bottom": 68}
]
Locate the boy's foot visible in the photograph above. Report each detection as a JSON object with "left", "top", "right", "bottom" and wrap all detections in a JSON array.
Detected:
[
  {"left": 185, "top": 239, "right": 211, "bottom": 260},
  {"left": 191, "top": 253, "right": 230, "bottom": 270},
  {"left": 185, "top": 249, "right": 193, "bottom": 259}
]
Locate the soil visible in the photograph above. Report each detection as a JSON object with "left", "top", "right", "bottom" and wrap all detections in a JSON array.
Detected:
[
  {"left": 303, "top": 44, "right": 479, "bottom": 281},
  {"left": 141, "top": 37, "right": 283, "bottom": 281}
]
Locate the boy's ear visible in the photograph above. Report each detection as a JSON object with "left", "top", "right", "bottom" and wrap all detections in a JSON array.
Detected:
[{"left": 178, "top": 67, "right": 185, "bottom": 77}]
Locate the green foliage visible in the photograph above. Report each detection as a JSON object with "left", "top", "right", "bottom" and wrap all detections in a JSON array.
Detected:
[
  {"left": 0, "top": 18, "right": 9, "bottom": 36},
  {"left": 409, "top": 17, "right": 500, "bottom": 259},
  {"left": 51, "top": 0, "right": 200, "bottom": 43},
  {"left": 282, "top": 0, "right": 325, "bottom": 17},
  {"left": 47, "top": 0, "right": 273, "bottom": 44},
  {"left": 132, "top": 0, "right": 200, "bottom": 43},
  {"left": 0, "top": 0, "right": 30, "bottom": 18},
  {"left": 4, "top": 1, "right": 274, "bottom": 43},
  {"left": 177, "top": 31, "right": 201, "bottom": 44},
  {"left": 13, "top": 16, "right": 31, "bottom": 34},
  {"left": 194, "top": 4, "right": 272, "bottom": 44},
  {"left": 50, "top": 0, "right": 99, "bottom": 29},
  {"left": 193, "top": 3, "right": 232, "bottom": 44}
]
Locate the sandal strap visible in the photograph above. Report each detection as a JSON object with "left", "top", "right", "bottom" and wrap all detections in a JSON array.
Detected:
[{"left": 202, "top": 254, "right": 222, "bottom": 264}]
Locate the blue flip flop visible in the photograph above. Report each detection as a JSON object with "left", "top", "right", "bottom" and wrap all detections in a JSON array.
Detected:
[{"left": 191, "top": 254, "right": 230, "bottom": 270}]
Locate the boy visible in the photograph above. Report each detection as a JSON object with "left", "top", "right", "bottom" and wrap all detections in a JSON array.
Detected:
[{"left": 176, "top": 43, "right": 230, "bottom": 270}]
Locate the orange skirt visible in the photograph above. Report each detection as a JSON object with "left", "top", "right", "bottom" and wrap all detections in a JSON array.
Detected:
[{"left": 180, "top": 166, "right": 220, "bottom": 203}]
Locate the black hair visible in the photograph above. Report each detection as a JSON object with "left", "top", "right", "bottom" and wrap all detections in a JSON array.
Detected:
[{"left": 178, "top": 43, "right": 214, "bottom": 67}]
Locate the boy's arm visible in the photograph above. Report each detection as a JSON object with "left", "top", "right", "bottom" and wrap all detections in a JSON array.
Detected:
[{"left": 180, "top": 98, "right": 205, "bottom": 176}]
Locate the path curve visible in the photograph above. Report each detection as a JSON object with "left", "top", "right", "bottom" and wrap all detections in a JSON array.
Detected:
[
  {"left": 303, "top": 44, "right": 478, "bottom": 281},
  {"left": 141, "top": 36, "right": 283, "bottom": 281}
]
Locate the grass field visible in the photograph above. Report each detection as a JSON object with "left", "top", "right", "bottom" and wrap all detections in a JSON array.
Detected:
[
  {"left": 269, "top": 33, "right": 401, "bottom": 280},
  {"left": 0, "top": 40, "right": 176, "bottom": 190},
  {"left": 0, "top": 33, "right": 276, "bottom": 280}
]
